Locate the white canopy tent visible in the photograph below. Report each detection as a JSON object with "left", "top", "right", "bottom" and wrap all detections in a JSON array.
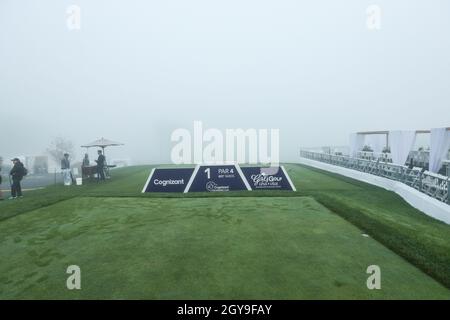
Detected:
[
  {"left": 349, "top": 131, "right": 388, "bottom": 157},
  {"left": 349, "top": 128, "right": 450, "bottom": 171},
  {"left": 365, "top": 134, "right": 386, "bottom": 154},
  {"left": 349, "top": 133, "right": 365, "bottom": 157},
  {"left": 429, "top": 128, "right": 450, "bottom": 173},
  {"left": 388, "top": 130, "right": 417, "bottom": 166}
]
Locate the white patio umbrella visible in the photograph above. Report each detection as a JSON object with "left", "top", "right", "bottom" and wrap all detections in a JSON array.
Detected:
[{"left": 81, "top": 137, "right": 124, "bottom": 156}]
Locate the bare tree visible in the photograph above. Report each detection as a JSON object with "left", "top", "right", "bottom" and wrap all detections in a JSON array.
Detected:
[{"left": 47, "top": 137, "right": 75, "bottom": 164}]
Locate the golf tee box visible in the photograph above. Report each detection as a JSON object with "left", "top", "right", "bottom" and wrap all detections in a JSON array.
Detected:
[{"left": 142, "top": 164, "right": 296, "bottom": 193}]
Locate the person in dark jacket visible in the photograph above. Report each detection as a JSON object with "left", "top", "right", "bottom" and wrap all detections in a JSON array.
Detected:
[
  {"left": 95, "top": 150, "right": 106, "bottom": 181},
  {"left": 61, "top": 153, "right": 70, "bottom": 170},
  {"left": 9, "top": 158, "right": 25, "bottom": 199}
]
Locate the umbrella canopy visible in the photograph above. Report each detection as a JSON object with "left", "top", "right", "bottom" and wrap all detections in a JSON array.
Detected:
[
  {"left": 81, "top": 137, "right": 124, "bottom": 156},
  {"left": 81, "top": 137, "right": 124, "bottom": 148}
]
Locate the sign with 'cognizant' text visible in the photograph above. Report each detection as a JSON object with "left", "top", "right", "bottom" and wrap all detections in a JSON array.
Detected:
[
  {"left": 142, "top": 165, "right": 295, "bottom": 193},
  {"left": 141, "top": 168, "right": 195, "bottom": 193}
]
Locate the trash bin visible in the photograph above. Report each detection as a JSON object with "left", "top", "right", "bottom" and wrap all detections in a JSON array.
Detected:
[{"left": 76, "top": 178, "right": 82, "bottom": 186}]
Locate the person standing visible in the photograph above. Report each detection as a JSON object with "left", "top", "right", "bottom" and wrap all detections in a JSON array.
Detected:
[
  {"left": 82, "top": 153, "right": 90, "bottom": 167},
  {"left": 9, "top": 158, "right": 26, "bottom": 199},
  {"left": 61, "top": 153, "right": 72, "bottom": 186},
  {"left": 81, "top": 153, "right": 90, "bottom": 179},
  {"left": 95, "top": 150, "right": 106, "bottom": 181}
]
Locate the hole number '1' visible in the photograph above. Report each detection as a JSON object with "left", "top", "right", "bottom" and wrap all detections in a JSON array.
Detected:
[{"left": 205, "top": 168, "right": 211, "bottom": 179}]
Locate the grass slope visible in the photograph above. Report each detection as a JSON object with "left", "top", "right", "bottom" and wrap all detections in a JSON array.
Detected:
[
  {"left": 0, "top": 196, "right": 448, "bottom": 299},
  {"left": 0, "top": 164, "right": 449, "bottom": 299},
  {"left": 286, "top": 164, "right": 450, "bottom": 288}
]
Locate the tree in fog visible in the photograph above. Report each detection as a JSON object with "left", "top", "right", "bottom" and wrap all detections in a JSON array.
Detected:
[{"left": 46, "top": 137, "right": 75, "bottom": 163}]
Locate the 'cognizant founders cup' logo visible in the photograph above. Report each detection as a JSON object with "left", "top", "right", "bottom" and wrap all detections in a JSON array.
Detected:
[{"left": 250, "top": 173, "right": 282, "bottom": 187}]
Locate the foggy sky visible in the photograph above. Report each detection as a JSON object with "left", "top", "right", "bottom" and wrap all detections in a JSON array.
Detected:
[{"left": 1, "top": 0, "right": 449, "bottom": 164}]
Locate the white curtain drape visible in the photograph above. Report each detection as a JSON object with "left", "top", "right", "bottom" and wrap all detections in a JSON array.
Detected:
[
  {"left": 364, "top": 134, "right": 386, "bottom": 154},
  {"left": 389, "top": 130, "right": 416, "bottom": 165},
  {"left": 349, "top": 133, "right": 364, "bottom": 157},
  {"left": 429, "top": 128, "right": 450, "bottom": 173}
]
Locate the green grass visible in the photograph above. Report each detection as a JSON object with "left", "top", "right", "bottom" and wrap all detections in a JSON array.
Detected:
[
  {"left": 0, "top": 164, "right": 449, "bottom": 299},
  {"left": 286, "top": 165, "right": 450, "bottom": 289}
]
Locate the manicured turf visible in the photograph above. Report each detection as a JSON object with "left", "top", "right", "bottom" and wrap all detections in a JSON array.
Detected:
[
  {"left": 0, "top": 164, "right": 449, "bottom": 299},
  {"left": 0, "top": 196, "right": 448, "bottom": 299}
]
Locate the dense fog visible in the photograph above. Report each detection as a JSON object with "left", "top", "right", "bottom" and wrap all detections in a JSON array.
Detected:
[{"left": 1, "top": 0, "right": 449, "bottom": 165}]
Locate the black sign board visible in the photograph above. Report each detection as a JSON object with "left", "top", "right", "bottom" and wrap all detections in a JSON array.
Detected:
[
  {"left": 186, "top": 165, "right": 251, "bottom": 192},
  {"left": 142, "top": 168, "right": 195, "bottom": 193},
  {"left": 240, "top": 166, "right": 296, "bottom": 191},
  {"left": 142, "top": 165, "right": 295, "bottom": 193}
]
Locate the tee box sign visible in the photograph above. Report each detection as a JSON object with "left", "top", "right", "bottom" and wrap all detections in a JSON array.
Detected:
[
  {"left": 240, "top": 166, "right": 296, "bottom": 191},
  {"left": 186, "top": 164, "right": 251, "bottom": 192},
  {"left": 141, "top": 168, "right": 194, "bottom": 193},
  {"left": 142, "top": 164, "right": 296, "bottom": 193}
]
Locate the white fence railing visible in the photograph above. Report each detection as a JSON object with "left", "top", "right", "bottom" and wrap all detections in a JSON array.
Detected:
[{"left": 300, "top": 150, "right": 449, "bottom": 204}]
